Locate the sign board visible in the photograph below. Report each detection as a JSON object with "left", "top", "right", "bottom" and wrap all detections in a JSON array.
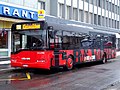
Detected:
[
  {"left": 0, "top": 4, "right": 38, "bottom": 20},
  {"left": 38, "top": 10, "right": 45, "bottom": 20}
]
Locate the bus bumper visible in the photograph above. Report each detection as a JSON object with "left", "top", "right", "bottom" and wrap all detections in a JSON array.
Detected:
[{"left": 11, "top": 62, "right": 50, "bottom": 70}]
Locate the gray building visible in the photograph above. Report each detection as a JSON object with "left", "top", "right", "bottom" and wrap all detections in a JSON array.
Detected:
[{"left": 38, "top": 0, "right": 120, "bottom": 50}]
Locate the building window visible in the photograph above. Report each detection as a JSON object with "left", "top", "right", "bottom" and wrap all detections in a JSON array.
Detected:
[
  {"left": 109, "top": 2, "right": 112, "bottom": 11},
  {"left": 98, "top": 15, "right": 101, "bottom": 25},
  {"left": 98, "top": 0, "right": 101, "bottom": 7},
  {"left": 66, "top": 6, "right": 71, "bottom": 20},
  {"left": 109, "top": 18, "right": 111, "bottom": 27},
  {"left": 8, "top": 0, "right": 23, "bottom": 5},
  {"left": 94, "top": 0, "right": 97, "bottom": 6},
  {"left": 79, "top": 10, "right": 82, "bottom": 22},
  {"left": 117, "top": 21, "right": 119, "bottom": 29},
  {"left": 89, "top": 13, "right": 93, "bottom": 24},
  {"left": 106, "top": 17, "right": 108, "bottom": 27},
  {"left": 102, "top": 16, "right": 104, "bottom": 26},
  {"left": 115, "top": 5, "right": 117, "bottom": 14},
  {"left": 115, "top": 20, "right": 117, "bottom": 29},
  {"left": 106, "top": 1, "right": 109, "bottom": 10},
  {"left": 112, "top": 3, "right": 114, "bottom": 13},
  {"left": 112, "top": 19, "right": 115, "bottom": 28},
  {"left": 84, "top": 11, "right": 88, "bottom": 23},
  {"left": 89, "top": 0, "right": 93, "bottom": 4},
  {"left": 103, "top": 0, "right": 105, "bottom": 9},
  {"left": 73, "top": 8, "right": 77, "bottom": 20},
  {"left": 85, "top": 0, "right": 89, "bottom": 2},
  {"left": 38, "top": 1, "right": 45, "bottom": 10},
  {"left": 58, "top": 3, "right": 64, "bottom": 18},
  {"left": 0, "top": 30, "right": 8, "bottom": 48},
  {"left": 94, "top": 14, "right": 97, "bottom": 25}
]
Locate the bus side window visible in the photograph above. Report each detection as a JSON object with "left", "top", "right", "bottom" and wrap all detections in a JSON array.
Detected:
[{"left": 81, "top": 40, "right": 93, "bottom": 48}]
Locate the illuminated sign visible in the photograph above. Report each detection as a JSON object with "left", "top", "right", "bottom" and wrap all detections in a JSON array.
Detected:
[
  {"left": 22, "top": 23, "right": 40, "bottom": 30},
  {"left": 16, "top": 25, "right": 22, "bottom": 30},
  {"left": 0, "top": 4, "right": 38, "bottom": 20}
]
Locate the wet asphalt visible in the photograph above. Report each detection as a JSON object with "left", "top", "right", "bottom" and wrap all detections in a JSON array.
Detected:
[{"left": 0, "top": 57, "right": 120, "bottom": 90}]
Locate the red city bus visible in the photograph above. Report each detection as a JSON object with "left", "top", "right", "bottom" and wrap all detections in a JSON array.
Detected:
[{"left": 11, "top": 21, "right": 116, "bottom": 70}]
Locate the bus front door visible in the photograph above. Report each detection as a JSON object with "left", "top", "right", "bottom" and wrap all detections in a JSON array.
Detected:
[{"left": 54, "top": 50, "right": 60, "bottom": 67}]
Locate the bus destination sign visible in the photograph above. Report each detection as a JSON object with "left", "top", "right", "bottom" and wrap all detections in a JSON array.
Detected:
[
  {"left": 22, "top": 23, "right": 41, "bottom": 30},
  {"left": 16, "top": 23, "right": 41, "bottom": 30}
]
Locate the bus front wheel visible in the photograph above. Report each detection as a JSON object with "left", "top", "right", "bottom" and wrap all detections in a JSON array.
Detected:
[{"left": 65, "top": 56, "right": 74, "bottom": 70}]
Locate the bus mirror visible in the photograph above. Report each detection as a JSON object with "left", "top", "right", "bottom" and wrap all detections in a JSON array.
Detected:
[
  {"left": 48, "top": 26, "right": 53, "bottom": 30},
  {"left": 49, "top": 30, "right": 54, "bottom": 38}
]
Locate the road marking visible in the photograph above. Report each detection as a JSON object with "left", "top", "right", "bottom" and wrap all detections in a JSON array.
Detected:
[
  {"left": 0, "top": 72, "right": 31, "bottom": 81},
  {"left": 26, "top": 72, "right": 31, "bottom": 80}
]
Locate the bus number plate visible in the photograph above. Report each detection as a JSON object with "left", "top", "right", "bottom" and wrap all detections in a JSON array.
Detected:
[{"left": 23, "top": 64, "right": 28, "bottom": 67}]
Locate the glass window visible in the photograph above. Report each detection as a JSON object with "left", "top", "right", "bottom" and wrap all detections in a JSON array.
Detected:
[
  {"left": 98, "top": 0, "right": 101, "bottom": 7},
  {"left": 12, "top": 30, "right": 47, "bottom": 52},
  {"left": 112, "top": 3, "right": 114, "bottom": 12},
  {"left": 89, "top": 13, "right": 93, "bottom": 24},
  {"left": 102, "top": 16, "right": 105, "bottom": 26},
  {"left": 0, "top": 31, "right": 8, "bottom": 48},
  {"left": 98, "top": 15, "right": 101, "bottom": 25},
  {"left": 89, "top": 0, "right": 93, "bottom": 4},
  {"left": 38, "top": 1, "right": 45, "bottom": 10},
  {"left": 106, "top": 1, "right": 109, "bottom": 10},
  {"left": 117, "top": 21, "right": 119, "bottom": 29},
  {"left": 79, "top": 10, "right": 82, "bottom": 22},
  {"left": 8, "top": 0, "right": 23, "bottom": 5},
  {"left": 85, "top": 0, "right": 89, "bottom": 2},
  {"left": 24, "top": 0, "right": 37, "bottom": 9},
  {"left": 94, "top": 14, "right": 97, "bottom": 25},
  {"left": 84, "top": 11, "right": 88, "bottom": 23},
  {"left": 58, "top": 3, "right": 64, "bottom": 18},
  {"left": 73, "top": 8, "right": 77, "bottom": 20},
  {"left": 94, "top": 0, "right": 97, "bottom": 6},
  {"left": 103, "top": 0, "right": 105, "bottom": 9},
  {"left": 66, "top": 6, "right": 71, "bottom": 20},
  {"left": 106, "top": 17, "right": 108, "bottom": 27},
  {"left": 109, "top": 18, "right": 111, "bottom": 27}
]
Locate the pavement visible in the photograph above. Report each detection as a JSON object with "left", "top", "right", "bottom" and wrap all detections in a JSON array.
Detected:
[
  {"left": 0, "top": 58, "right": 13, "bottom": 72},
  {"left": 0, "top": 52, "right": 120, "bottom": 89}
]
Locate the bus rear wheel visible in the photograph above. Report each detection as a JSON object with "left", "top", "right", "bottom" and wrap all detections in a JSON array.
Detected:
[
  {"left": 65, "top": 56, "right": 74, "bottom": 70},
  {"left": 102, "top": 53, "right": 107, "bottom": 64}
]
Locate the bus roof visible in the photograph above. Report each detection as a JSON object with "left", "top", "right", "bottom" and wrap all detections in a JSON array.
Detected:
[
  {"left": 47, "top": 22, "right": 115, "bottom": 35},
  {"left": 11, "top": 20, "right": 115, "bottom": 35}
]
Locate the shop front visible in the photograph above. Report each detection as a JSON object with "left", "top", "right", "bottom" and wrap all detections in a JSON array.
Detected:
[{"left": 0, "top": 2, "right": 38, "bottom": 59}]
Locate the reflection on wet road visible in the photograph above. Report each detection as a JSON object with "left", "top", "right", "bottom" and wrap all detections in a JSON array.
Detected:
[{"left": 0, "top": 57, "right": 120, "bottom": 90}]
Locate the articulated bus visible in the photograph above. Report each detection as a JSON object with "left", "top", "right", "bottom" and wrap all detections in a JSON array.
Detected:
[{"left": 11, "top": 21, "right": 116, "bottom": 70}]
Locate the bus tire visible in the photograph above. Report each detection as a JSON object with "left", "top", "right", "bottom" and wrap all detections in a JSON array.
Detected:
[
  {"left": 102, "top": 53, "right": 107, "bottom": 64},
  {"left": 65, "top": 56, "right": 74, "bottom": 70}
]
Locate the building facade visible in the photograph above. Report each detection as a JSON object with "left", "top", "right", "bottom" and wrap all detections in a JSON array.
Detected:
[
  {"left": 38, "top": 0, "right": 120, "bottom": 50},
  {"left": 47, "top": 0, "right": 120, "bottom": 29}
]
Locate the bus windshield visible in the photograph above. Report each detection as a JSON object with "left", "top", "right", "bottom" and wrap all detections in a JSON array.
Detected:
[{"left": 11, "top": 30, "right": 47, "bottom": 53}]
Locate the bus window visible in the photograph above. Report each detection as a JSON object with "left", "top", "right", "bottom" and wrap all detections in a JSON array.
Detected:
[
  {"left": 103, "top": 34, "right": 116, "bottom": 48},
  {"left": 49, "top": 30, "right": 62, "bottom": 49},
  {"left": 12, "top": 30, "right": 47, "bottom": 53},
  {"left": 81, "top": 39, "right": 93, "bottom": 48}
]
